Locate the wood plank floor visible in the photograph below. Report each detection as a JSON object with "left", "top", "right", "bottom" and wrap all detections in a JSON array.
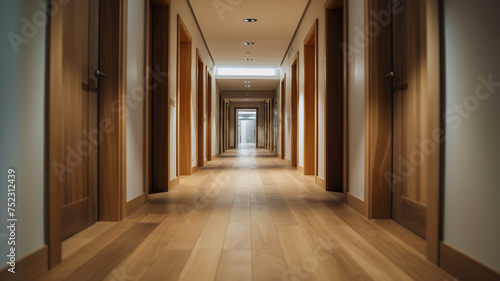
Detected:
[{"left": 39, "top": 146, "right": 453, "bottom": 281}]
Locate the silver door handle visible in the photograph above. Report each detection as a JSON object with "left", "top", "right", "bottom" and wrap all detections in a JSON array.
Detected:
[
  {"left": 95, "top": 70, "right": 107, "bottom": 77},
  {"left": 385, "top": 71, "right": 396, "bottom": 78}
]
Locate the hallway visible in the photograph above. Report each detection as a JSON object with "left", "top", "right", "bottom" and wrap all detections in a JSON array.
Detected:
[{"left": 39, "top": 147, "right": 451, "bottom": 281}]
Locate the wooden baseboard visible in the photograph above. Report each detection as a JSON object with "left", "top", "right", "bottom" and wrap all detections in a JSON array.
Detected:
[
  {"left": 284, "top": 158, "right": 291, "bottom": 166},
  {"left": 229, "top": 146, "right": 235, "bottom": 149},
  {"left": 192, "top": 166, "right": 198, "bottom": 174},
  {"left": 126, "top": 193, "right": 146, "bottom": 216},
  {"left": 347, "top": 193, "right": 367, "bottom": 217},
  {"left": 211, "top": 153, "right": 219, "bottom": 160},
  {"left": 257, "top": 146, "right": 265, "bottom": 148},
  {"left": 298, "top": 165, "right": 304, "bottom": 173},
  {"left": 169, "top": 177, "right": 179, "bottom": 190},
  {"left": 440, "top": 242, "right": 500, "bottom": 281},
  {"left": 277, "top": 153, "right": 281, "bottom": 158},
  {"left": 0, "top": 245, "right": 48, "bottom": 280},
  {"left": 203, "top": 160, "right": 207, "bottom": 166},
  {"left": 316, "top": 176, "right": 326, "bottom": 189}
]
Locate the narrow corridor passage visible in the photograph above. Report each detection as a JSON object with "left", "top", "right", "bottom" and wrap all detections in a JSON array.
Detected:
[{"left": 39, "top": 148, "right": 452, "bottom": 281}]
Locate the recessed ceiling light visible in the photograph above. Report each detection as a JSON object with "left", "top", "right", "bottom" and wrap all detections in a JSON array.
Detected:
[
  {"left": 245, "top": 58, "right": 253, "bottom": 61},
  {"left": 243, "top": 18, "right": 257, "bottom": 22},
  {"left": 244, "top": 42, "right": 255, "bottom": 45}
]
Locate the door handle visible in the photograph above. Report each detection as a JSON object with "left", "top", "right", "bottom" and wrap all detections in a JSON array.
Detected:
[
  {"left": 385, "top": 71, "right": 396, "bottom": 78},
  {"left": 95, "top": 70, "right": 107, "bottom": 77}
]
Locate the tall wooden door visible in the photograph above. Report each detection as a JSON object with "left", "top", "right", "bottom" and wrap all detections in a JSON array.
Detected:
[
  {"left": 151, "top": 4, "right": 170, "bottom": 193},
  {"left": 61, "top": 0, "right": 100, "bottom": 240},
  {"left": 392, "top": 0, "right": 428, "bottom": 238}
]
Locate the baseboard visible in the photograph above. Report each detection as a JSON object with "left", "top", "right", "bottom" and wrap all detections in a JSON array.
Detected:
[
  {"left": 169, "top": 177, "right": 180, "bottom": 190},
  {"left": 346, "top": 193, "right": 367, "bottom": 217},
  {"left": 126, "top": 193, "right": 146, "bottom": 216},
  {"left": 229, "top": 146, "right": 235, "bottom": 149},
  {"left": 257, "top": 146, "right": 265, "bottom": 148},
  {"left": 316, "top": 177, "right": 326, "bottom": 189},
  {"left": 0, "top": 245, "right": 48, "bottom": 280},
  {"left": 192, "top": 166, "right": 198, "bottom": 174},
  {"left": 297, "top": 165, "right": 304, "bottom": 173},
  {"left": 440, "top": 242, "right": 500, "bottom": 281},
  {"left": 204, "top": 160, "right": 207, "bottom": 166},
  {"left": 211, "top": 153, "right": 219, "bottom": 160},
  {"left": 277, "top": 153, "right": 281, "bottom": 158},
  {"left": 284, "top": 158, "right": 291, "bottom": 166}
]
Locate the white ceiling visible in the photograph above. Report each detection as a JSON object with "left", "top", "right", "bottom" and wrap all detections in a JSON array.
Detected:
[{"left": 189, "top": 0, "right": 309, "bottom": 93}]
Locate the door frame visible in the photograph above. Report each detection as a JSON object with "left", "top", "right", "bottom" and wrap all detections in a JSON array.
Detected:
[
  {"left": 47, "top": 0, "right": 128, "bottom": 268},
  {"left": 233, "top": 107, "right": 259, "bottom": 148},
  {"left": 280, "top": 75, "right": 286, "bottom": 159},
  {"left": 364, "top": 0, "right": 441, "bottom": 263},
  {"left": 146, "top": 0, "right": 171, "bottom": 197},
  {"left": 176, "top": 15, "right": 193, "bottom": 176},
  {"left": 206, "top": 70, "right": 213, "bottom": 161},
  {"left": 196, "top": 50, "right": 205, "bottom": 169},
  {"left": 303, "top": 20, "right": 318, "bottom": 176},
  {"left": 291, "top": 53, "right": 299, "bottom": 167}
]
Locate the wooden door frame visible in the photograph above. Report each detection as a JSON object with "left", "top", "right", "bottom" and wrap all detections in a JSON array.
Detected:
[
  {"left": 364, "top": 0, "right": 441, "bottom": 264},
  {"left": 280, "top": 75, "right": 286, "bottom": 159},
  {"left": 176, "top": 15, "right": 193, "bottom": 176},
  {"left": 303, "top": 20, "right": 318, "bottom": 176},
  {"left": 196, "top": 49, "right": 205, "bottom": 169},
  {"left": 145, "top": 0, "right": 171, "bottom": 197},
  {"left": 325, "top": 0, "right": 347, "bottom": 193},
  {"left": 233, "top": 107, "right": 259, "bottom": 148},
  {"left": 206, "top": 70, "right": 212, "bottom": 161},
  {"left": 48, "top": 0, "right": 127, "bottom": 268},
  {"left": 291, "top": 54, "right": 299, "bottom": 167}
]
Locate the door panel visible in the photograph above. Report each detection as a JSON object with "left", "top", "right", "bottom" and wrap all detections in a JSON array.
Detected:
[
  {"left": 392, "top": 0, "right": 427, "bottom": 238},
  {"left": 151, "top": 5, "right": 169, "bottom": 193},
  {"left": 61, "top": 0, "right": 99, "bottom": 240}
]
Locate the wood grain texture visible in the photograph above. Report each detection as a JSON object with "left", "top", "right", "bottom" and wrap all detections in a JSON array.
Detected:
[
  {"left": 41, "top": 147, "right": 453, "bottom": 281},
  {"left": 197, "top": 51, "right": 205, "bottom": 168},
  {"left": 440, "top": 242, "right": 500, "bottom": 281},
  {"left": 346, "top": 192, "right": 366, "bottom": 217},
  {"left": 365, "top": 0, "right": 393, "bottom": 219},
  {"left": 207, "top": 71, "right": 213, "bottom": 161},
  {"left": 0, "top": 246, "right": 48, "bottom": 281},
  {"left": 281, "top": 76, "right": 286, "bottom": 159},
  {"left": 177, "top": 16, "right": 193, "bottom": 176},
  {"left": 303, "top": 20, "right": 318, "bottom": 176},
  {"left": 126, "top": 193, "right": 146, "bottom": 216},
  {"left": 291, "top": 55, "right": 299, "bottom": 167},
  {"left": 99, "top": 0, "right": 127, "bottom": 222},
  {"left": 325, "top": 8, "right": 344, "bottom": 192},
  {"left": 48, "top": 0, "right": 65, "bottom": 266},
  {"left": 150, "top": 3, "right": 170, "bottom": 193}
]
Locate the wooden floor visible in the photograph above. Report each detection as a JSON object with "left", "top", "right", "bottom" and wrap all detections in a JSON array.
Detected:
[{"left": 39, "top": 146, "right": 452, "bottom": 281}]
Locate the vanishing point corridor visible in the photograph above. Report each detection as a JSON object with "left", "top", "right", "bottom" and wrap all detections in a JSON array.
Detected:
[{"left": 39, "top": 147, "right": 451, "bottom": 281}]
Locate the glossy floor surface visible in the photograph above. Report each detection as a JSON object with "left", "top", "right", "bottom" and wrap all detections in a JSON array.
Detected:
[{"left": 39, "top": 146, "right": 452, "bottom": 281}]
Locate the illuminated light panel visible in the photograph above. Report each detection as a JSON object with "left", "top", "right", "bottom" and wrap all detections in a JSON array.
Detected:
[{"left": 217, "top": 68, "right": 279, "bottom": 76}]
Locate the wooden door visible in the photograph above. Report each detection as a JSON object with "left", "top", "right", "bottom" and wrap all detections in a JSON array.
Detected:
[
  {"left": 392, "top": 0, "right": 428, "bottom": 238},
  {"left": 61, "top": 0, "right": 99, "bottom": 240},
  {"left": 151, "top": 4, "right": 169, "bottom": 193}
]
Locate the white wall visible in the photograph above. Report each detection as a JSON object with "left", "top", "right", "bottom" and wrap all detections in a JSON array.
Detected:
[
  {"left": 126, "top": 0, "right": 145, "bottom": 201},
  {"left": 169, "top": 0, "right": 215, "bottom": 176},
  {"left": 0, "top": 0, "right": 46, "bottom": 265},
  {"left": 347, "top": 0, "right": 365, "bottom": 200},
  {"left": 443, "top": 0, "right": 500, "bottom": 272}
]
